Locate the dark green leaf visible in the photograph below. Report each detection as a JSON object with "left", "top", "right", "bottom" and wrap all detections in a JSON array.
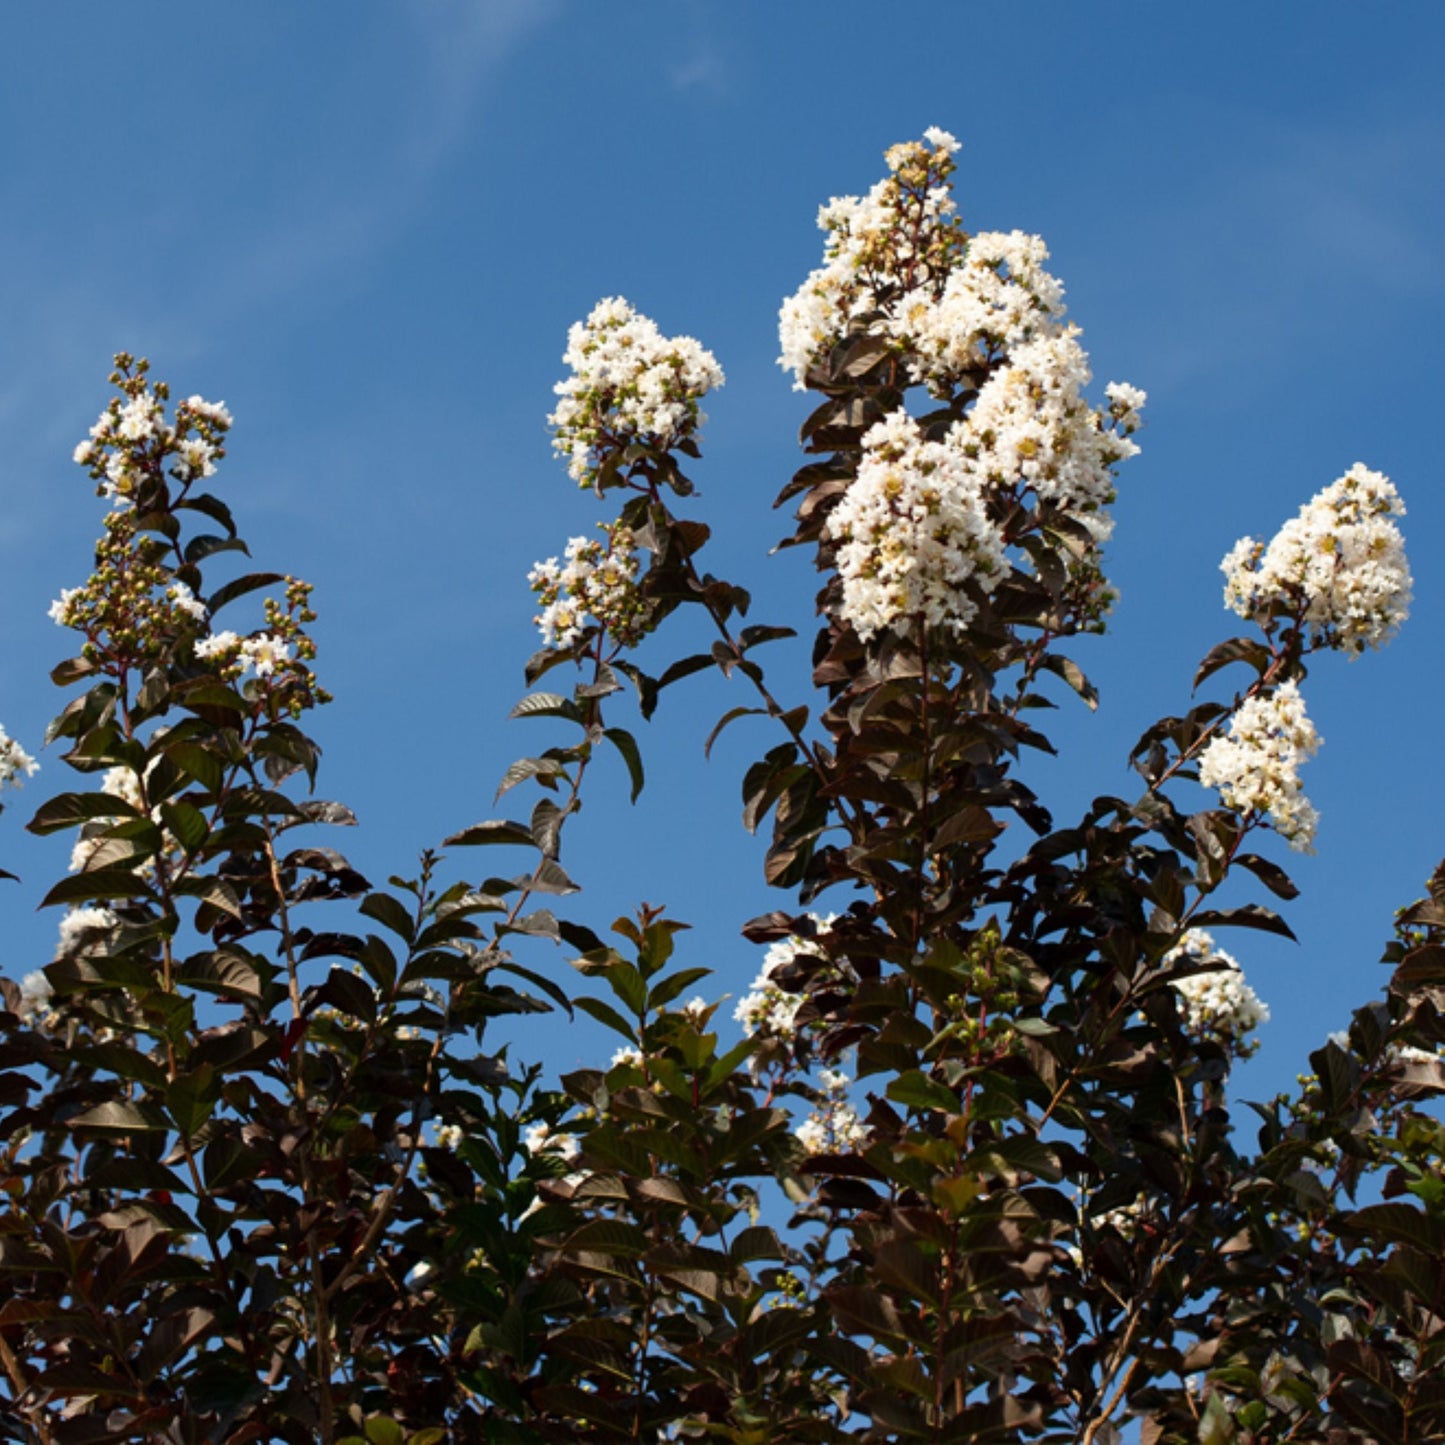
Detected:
[
  {"left": 603, "top": 728, "right": 644, "bottom": 803},
  {"left": 1190, "top": 904, "right": 1297, "bottom": 941},
  {"left": 206, "top": 571, "right": 284, "bottom": 615},
  {"left": 166, "top": 1064, "right": 218, "bottom": 1136},
  {"left": 442, "top": 819, "right": 534, "bottom": 849},
  {"left": 511, "top": 692, "right": 583, "bottom": 723},
  {"left": 41, "top": 868, "right": 152, "bottom": 908},
  {"left": 27, "top": 791, "right": 142, "bottom": 836},
  {"left": 360, "top": 891, "right": 416, "bottom": 943},
  {"left": 704, "top": 706, "right": 765, "bottom": 759}
]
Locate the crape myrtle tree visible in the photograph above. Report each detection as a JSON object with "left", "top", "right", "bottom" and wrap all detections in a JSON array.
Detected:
[{"left": 0, "top": 128, "right": 1442, "bottom": 1444}]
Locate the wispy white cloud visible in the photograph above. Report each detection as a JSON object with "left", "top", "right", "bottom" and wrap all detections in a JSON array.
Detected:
[
  {"left": 670, "top": 47, "right": 728, "bottom": 97},
  {"left": 666, "top": 0, "right": 730, "bottom": 97},
  {"left": 0, "top": 2, "right": 560, "bottom": 507},
  {"left": 219, "top": 0, "right": 562, "bottom": 316},
  {"left": 1108, "top": 115, "right": 1443, "bottom": 389}
]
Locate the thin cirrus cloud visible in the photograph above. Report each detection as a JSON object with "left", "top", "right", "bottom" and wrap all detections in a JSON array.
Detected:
[
  {"left": 1108, "top": 117, "right": 1443, "bottom": 391},
  {"left": 210, "top": 0, "right": 564, "bottom": 324},
  {"left": 0, "top": 0, "right": 562, "bottom": 539}
]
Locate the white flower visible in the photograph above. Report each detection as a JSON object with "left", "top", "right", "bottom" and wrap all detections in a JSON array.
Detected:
[
  {"left": 679, "top": 996, "right": 710, "bottom": 1025},
  {"left": 734, "top": 984, "right": 803, "bottom": 1041},
  {"left": 522, "top": 1122, "right": 580, "bottom": 1162},
  {"left": 1197, "top": 681, "right": 1321, "bottom": 850},
  {"left": 1391, "top": 1043, "right": 1443, "bottom": 1069},
  {"left": 734, "top": 940, "right": 811, "bottom": 1040},
  {"left": 960, "top": 330, "right": 1136, "bottom": 522},
  {"left": 1095, "top": 1193, "right": 1152, "bottom": 1239},
  {"left": 778, "top": 132, "right": 966, "bottom": 388},
  {"left": 0, "top": 727, "right": 38, "bottom": 790},
  {"left": 176, "top": 437, "right": 217, "bottom": 479},
  {"left": 550, "top": 298, "right": 724, "bottom": 486},
  {"left": 100, "top": 764, "right": 144, "bottom": 812},
  {"left": 167, "top": 582, "right": 208, "bottom": 623},
  {"left": 735, "top": 917, "right": 852, "bottom": 1046},
  {"left": 195, "top": 629, "right": 241, "bottom": 660},
  {"left": 433, "top": 1124, "right": 464, "bottom": 1149},
  {"left": 116, "top": 393, "right": 165, "bottom": 443},
  {"left": 825, "top": 409, "right": 1007, "bottom": 640},
  {"left": 1165, "top": 929, "right": 1270, "bottom": 1056},
  {"left": 794, "top": 1116, "right": 830, "bottom": 1154},
  {"left": 1222, "top": 463, "right": 1411, "bottom": 656},
  {"left": 48, "top": 587, "right": 82, "bottom": 627},
  {"left": 68, "top": 765, "right": 164, "bottom": 874},
  {"left": 795, "top": 1064, "right": 868, "bottom": 1155},
  {"left": 611, "top": 1045, "right": 645, "bottom": 1069},
  {"left": 240, "top": 634, "right": 294, "bottom": 677},
  {"left": 1105, "top": 381, "right": 1148, "bottom": 433},
  {"left": 100, "top": 451, "right": 140, "bottom": 504},
  {"left": 183, "top": 396, "right": 233, "bottom": 429}
]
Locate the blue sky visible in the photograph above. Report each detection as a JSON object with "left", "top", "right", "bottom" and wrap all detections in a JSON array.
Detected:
[{"left": 2, "top": 1, "right": 1442, "bottom": 1109}]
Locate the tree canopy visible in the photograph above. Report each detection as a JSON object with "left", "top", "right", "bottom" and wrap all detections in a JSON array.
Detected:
[{"left": 1, "top": 129, "right": 1442, "bottom": 1445}]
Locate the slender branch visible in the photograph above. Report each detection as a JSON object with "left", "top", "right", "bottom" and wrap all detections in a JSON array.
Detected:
[
  {"left": 649, "top": 485, "right": 870, "bottom": 845},
  {"left": 0, "top": 1331, "right": 56, "bottom": 1445},
  {"left": 1079, "top": 1233, "right": 1191, "bottom": 1444}
]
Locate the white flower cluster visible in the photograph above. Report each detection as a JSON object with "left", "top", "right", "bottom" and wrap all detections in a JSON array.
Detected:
[
  {"left": 1222, "top": 463, "right": 1412, "bottom": 656},
  {"left": 825, "top": 410, "right": 1006, "bottom": 640},
  {"left": 1391, "top": 1042, "right": 1445, "bottom": 1070},
  {"left": 550, "top": 297, "right": 724, "bottom": 486},
  {"left": 522, "top": 1121, "right": 581, "bottom": 1163},
  {"left": 1165, "top": 929, "right": 1270, "bottom": 1056},
  {"left": 1197, "top": 681, "right": 1321, "bottom": 851},
  {"left": 778, "top": 129, "right": 965, "bottom": 388},
  {"left": 1105, "top": 381, "right": 1148, "bottom": 433},
  {"left": 826, "top": 335, "right": 1139, "bottom": 642},
  {"left": 16, "top": 968, "right": 57, "bottom": 1028},
  {"left": 528, "top": 524, "right": 648, "bottom": 650},
  {"left": 1095, "top": 1193, "right": 1153, "bottom": 1241},
  {"left": 0, "top": 726, "right": 38, "bottom": 790},
  {"left": 50, "top": 578, "right": 209, "bottom": 637},
  {"left": 67, "top": 763, "right": 177, "bottom": 879},
  {"left": 56, "top": 905, "right": 119, "bottom": 957},
  {"left": 890, "top": 230, "right": 1068, "bottom": 391},
  {"left": 194, "top": 629, "right": 295, "bottom": 677},
  {"left": 74, "top": 386, "right": 232, "bottom": 504},
  {"left": 795, "top": 1067, "right": 868, "bottom": 1155},
  {"left": 963, "top": 330, "right": 1138, "bottom": 524},
  {"left": 734, "top": 916, "right": 845, "bottom": 1042}
]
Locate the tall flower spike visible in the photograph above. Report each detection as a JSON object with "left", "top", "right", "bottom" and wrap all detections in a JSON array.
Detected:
[{"left": 785, "top": 130, "right": 1146, "bottom": 641}]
